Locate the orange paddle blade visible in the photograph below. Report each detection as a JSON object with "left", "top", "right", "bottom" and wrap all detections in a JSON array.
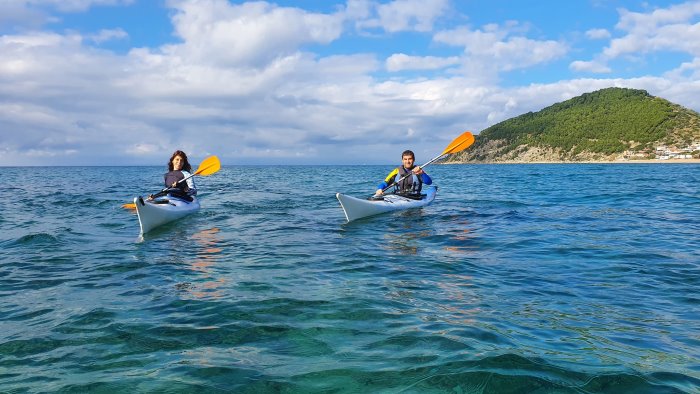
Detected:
[
  {"left": 194, "top": 155, "right": 221, "bottom": 176},
  {"left": 122, "top": 203, "right": 136, "bottom": 210},
  {"left": 441, "top": 131, "right": 474, "bottom": 155}
]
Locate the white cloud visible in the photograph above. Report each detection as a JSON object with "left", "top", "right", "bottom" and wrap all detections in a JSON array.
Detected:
[
  {"left": 127, "top": 143, "right": 163, "bottom": 155},
  {"left": 165, "top": 0, "right": 345, "bottom": 68},
  {"left": 585, "top": 28, "right": 610, "bottom": 39},
  {"left": 0, "top": 2, "right": 45, "bottom": 28},
  {"left": 569, "top": 59, "right": 611, "bottom": 73},
  {"left": 604, "top": 21, "right": 700, "bottom": 58},
  {"left": 574, "top": 1, "right": 700, "bottom": 74},
  {"left": 344, "top": 0, "right": 372, "bottom": 20},
  {"left": 615, "top": 1, "right": 700, "bottom": 33},
  {"left": 355, "top": 0, "right": 449, "bottom": 33},
  {"left": 27, "top": 0, "right": 134, "bottom": 12},
  {"left": 665, "top": 57, "right": 700, "bottom": 79},
  {"left": 0, "top": 0, "right": 134, "bottom": 29},
  {"left": 434, "top": 23, "right": 568, "bottom": 72},
  {"left": 386, "top": 53, "right": 460, "bottom": 72},
  {"left": 87, "top": 28, "right": 128, "bottom": 43}
]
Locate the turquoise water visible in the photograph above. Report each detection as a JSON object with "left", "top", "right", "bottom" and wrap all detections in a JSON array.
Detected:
[{"left": 2, "top": 164, "right": 699, "bottom": 393}]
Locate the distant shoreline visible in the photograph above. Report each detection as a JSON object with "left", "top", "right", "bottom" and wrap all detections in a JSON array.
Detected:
[{"left": 445, "top": 159, "right": 700, "bottom": 164}]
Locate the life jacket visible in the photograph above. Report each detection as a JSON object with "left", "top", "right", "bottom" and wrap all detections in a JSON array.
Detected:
[
  {"left": 394, "top": 166, "right": 422, "bottom": 194},
  {"left": 164, "top": 170, "right": 189, "bottom": 193}
]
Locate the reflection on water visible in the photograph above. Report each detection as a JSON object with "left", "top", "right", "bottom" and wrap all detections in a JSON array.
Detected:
[
  {"left": 383, "top": 229, "right": 432, "bottom": 255},
  {"left": 445, "top": 224, "right": 478, "bottom": 254},
  {"left": 436, "top": 273, "right": 481, "bottom": 326},
  {"left": 180, "top": 227, "right": 226, "bottom": 300},
  {"left": 382, "top": 209, "right": 435, "bottom": 255}
]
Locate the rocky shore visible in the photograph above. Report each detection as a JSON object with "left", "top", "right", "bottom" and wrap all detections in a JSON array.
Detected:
[
  {"left": 446, "top": 158, "right": 700, "bottom": 164},
  {"left": 447, "top": 142, "right": 700, "bottom": 164}
]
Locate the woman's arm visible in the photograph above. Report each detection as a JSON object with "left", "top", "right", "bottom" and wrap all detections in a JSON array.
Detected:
[{"left": 182, "top": 171, "right": 197, "bottom": 194}]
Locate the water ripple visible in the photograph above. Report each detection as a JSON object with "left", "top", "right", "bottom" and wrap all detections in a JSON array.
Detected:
[{"left": 1, "top": 164, "right": 699, "bottom": 392}]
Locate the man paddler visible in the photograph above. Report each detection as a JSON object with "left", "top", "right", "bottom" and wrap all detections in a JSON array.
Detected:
[{"left": 374, "top": 150, "right": 432, "bottom": 196}]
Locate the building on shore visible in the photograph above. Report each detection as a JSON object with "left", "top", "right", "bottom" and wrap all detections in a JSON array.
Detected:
[{"left": 654, "top": 142, "right": 700, "bottom": 159}]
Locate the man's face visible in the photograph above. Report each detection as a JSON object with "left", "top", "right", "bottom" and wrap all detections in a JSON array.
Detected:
[{"left": 402, "top": 154, "right": 414, "bottom": 168}]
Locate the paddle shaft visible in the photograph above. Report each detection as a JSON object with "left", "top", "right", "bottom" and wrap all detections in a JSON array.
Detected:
[
  {"left": 176, "top": 171, "right": 196, "bottom": 186},
  {"left": 154, "top": 172, "right": 196, "bottom": 196},
  {"left": 123, "top": 172, "right": 195, "bottom": 209}
]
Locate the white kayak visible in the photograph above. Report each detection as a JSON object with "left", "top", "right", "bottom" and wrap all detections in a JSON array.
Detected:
[
  {"left": 134, "top": 194, "right": 200, "bottom": 234},
  {"left": 336, "top": 186, "right": 437, "bottom": 222}
]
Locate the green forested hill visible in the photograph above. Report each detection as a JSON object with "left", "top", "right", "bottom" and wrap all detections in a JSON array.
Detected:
[{"left": 449, "top": 87, "right": 700, "bottom": 162}]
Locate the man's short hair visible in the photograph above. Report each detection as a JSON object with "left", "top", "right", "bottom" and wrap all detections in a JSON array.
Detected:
[{"left": 401, "top": 150, "right": 415, "bottom": 159}]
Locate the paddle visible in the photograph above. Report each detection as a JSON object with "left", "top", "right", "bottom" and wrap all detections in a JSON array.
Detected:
[
  {"left": 122, "top": 155, "right": 221, "bottom": 209},
  {"left": 378, "top": 131, "right": 474, "bottom": 195}
]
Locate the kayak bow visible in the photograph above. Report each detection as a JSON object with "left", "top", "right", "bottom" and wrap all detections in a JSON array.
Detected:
[{"left": 134, "top": 195, "right": 200, "bottom": 234}]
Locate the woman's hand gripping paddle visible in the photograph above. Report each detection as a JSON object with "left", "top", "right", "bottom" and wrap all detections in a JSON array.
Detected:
[
  {"left": 122, "top": 155, "right": 221, "bottom": 209},
  {"left": 377, "top": 131, "right": 475, "bottom": 195}
]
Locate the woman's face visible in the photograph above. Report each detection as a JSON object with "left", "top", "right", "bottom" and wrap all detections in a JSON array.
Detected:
[{"left": 172, "top": 155, "right": 184, "bottom": 171}]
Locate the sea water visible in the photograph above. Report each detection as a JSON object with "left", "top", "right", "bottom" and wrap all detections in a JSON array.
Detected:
[{"left": 1, "top": 164, "right": 699, "bottom": 393}]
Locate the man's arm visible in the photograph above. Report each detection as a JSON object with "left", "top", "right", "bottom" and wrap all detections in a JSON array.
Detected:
[
  {"left": 375, "top": 168, "right": 399, "bottom": 195},
  {"left": 420, "top": 172, "right": 432, "bottom": 185}
]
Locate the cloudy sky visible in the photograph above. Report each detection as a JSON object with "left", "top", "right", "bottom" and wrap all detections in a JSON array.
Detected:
[{"left": 2, "top": 0, "right": 700, "bottom": 165}]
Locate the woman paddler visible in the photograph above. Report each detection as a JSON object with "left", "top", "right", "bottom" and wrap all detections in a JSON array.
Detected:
[{"left": 148, "top": 150, "right": 197, "bottom": 201}]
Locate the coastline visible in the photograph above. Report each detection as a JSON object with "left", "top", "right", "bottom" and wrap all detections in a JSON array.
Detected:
[{"left": 446, "top": 158, "right": 700, "bottom": 164}]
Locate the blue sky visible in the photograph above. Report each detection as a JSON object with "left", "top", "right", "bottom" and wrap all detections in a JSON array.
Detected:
[{"left": 2, "top": 0, "right": 700, "bottom": 165}]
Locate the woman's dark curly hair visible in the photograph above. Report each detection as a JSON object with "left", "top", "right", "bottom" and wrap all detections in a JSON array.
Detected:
[{"left": 168, "top": 150, "right": 193, "bottom": 172}]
